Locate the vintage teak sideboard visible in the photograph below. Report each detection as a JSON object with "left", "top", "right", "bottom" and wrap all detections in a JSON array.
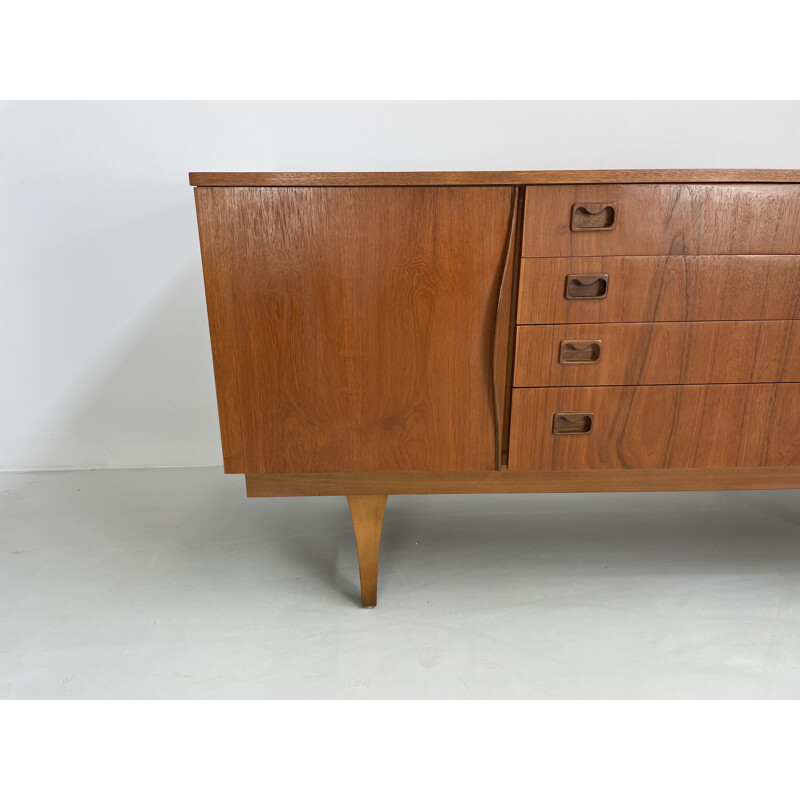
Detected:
[{"left": 190, "top": 170, "right": 800, "bottom": 606}]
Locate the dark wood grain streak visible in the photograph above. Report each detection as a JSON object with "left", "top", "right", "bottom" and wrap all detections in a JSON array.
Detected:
[
  {"left": 523, "top": 185, "right": 800, "bottom": 257},
  {"left": 509, "top": 383, "right": 800, "bottom": 471},
  {"left": 190, "top": 170, "right": 800, "bottom": 187},
  {"left": 195, "top": 186, "right": 512, "bottom": 474},
  {"left": 517, "top": 256, "right": 800, "bottom": 324},
  {"left": 514, "top": 321, "right": 800, "bottom": 387}
]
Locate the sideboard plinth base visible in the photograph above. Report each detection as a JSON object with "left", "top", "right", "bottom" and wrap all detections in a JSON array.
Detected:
[{"left": 246, "top": 467, "right": 800, "bottom": 498}]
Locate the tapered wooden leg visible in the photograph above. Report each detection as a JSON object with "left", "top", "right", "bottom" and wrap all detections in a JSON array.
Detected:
[{"left": 347, "top": 494, "right": 387, "bottom": 608}]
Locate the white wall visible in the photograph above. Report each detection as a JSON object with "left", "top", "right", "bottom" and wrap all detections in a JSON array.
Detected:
[{"left": 2, "top": 101, "right": 799, "bottom": 469}]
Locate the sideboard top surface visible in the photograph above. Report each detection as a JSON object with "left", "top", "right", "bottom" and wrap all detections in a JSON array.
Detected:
[{"left": 189, "top": 169, "right": 800, "bottom": 187}]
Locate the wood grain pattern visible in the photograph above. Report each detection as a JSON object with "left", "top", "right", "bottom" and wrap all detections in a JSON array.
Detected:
[
  {"left": 499, "top": 188, "right": 527, "bottom": 465},
  {"left": 514, "top": 321, "right": 800, "bottom": 387},
  {"left": 492, "top": 187, "right": 521, "bottom": 467},
  {"left": 347, "top": 494, "right": 387, "bottom": 607},
  {"left": 195, "top": 190, "right": 246, "bottom": 472},
  {"left": 509, "top": 383, "right": 800, "bottom": 471},
  {"left": 516, "top": 256, "right": 800, "bottom": 324},
  {"left": 522, "top": 185, "right": 800, "bottom": 257},
  {"left": 245, "top": 466, "right": 800, "bottom": 496},
  {"left": 195, "top": 186, "right": 513, "bottom": 474},
  {"left": 190, "top": 170, "right": 800, "bottom": 187}
]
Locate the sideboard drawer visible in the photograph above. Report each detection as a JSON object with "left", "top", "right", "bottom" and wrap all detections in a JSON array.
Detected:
[
  {"left": 522, "top": 184, "right": 800, "bottom": 257},
  {"left": 514, "top": 320, "right": 800, "bottom": 387},
  {"left": 508, "top": 383, "right": 800, "bottom": 470},
  {"left": 516, "top": 255, "right": 800, "bottom": 324}
]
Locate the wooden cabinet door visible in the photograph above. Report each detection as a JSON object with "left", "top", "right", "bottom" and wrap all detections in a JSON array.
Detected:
[{"left": 195, "top": 186, "right": 514, "bottom": 474}]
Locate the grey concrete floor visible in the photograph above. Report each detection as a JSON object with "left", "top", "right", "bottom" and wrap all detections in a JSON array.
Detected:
[{"left": 1, "top": 467, "right": 799, "bottom": 699}]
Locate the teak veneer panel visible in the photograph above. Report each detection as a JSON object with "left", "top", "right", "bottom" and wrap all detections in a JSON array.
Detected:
[
  {"left": 514, "top": 321, "right": 800, "bottom": 387},
  {"left": 509, "top": 383, "right": 800, "bottom": 471},
  {"left": 195, "top": 186, "right": 513, "bottom": 474},
  {"left": 522, "top": 184, "right": 800, "bottom": 257},
  {"left": 245, "top": 467, "right": 800, "bottom": 496},
  {"left": 516, "top": 255, "right": 800, "bottom": 324},
  {"left": 190, "top": 170, "right": 800, "bottom": 187}
]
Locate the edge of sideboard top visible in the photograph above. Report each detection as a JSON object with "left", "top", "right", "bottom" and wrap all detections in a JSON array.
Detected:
[{"left": 188, "top": 169, "right": 800, "bottom": 187}]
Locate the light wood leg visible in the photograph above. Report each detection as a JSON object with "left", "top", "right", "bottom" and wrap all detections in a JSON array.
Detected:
[{"left": 347, "top": 494, "right": 387, "bottom": 608}]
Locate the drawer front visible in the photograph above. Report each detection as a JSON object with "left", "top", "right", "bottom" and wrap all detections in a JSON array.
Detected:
[
  {"left": 522, "top": 184, "right": 800, "bottom": 257},
  {"left": 516, "top": 255, "right": 800, "bottom": 324},
  {"left": 509, "top": 383, "right": 800, "bottom": 470},
  {"left": 514, "top": 321, "right": 800, "bottom": 387}
]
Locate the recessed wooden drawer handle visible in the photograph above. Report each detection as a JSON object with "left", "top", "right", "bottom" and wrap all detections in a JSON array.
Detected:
[
  {"left": 571, "top": 202, "right": 617, "bottom": 231},
  {"left": 553, "top": 412, "right": 594, "bottom": 435},
  {"left": 565, "top": 274, "right": 608, "bottom": 300},
  {"left": 559, "top": 339, "right": 602, "bottom": 364}
]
